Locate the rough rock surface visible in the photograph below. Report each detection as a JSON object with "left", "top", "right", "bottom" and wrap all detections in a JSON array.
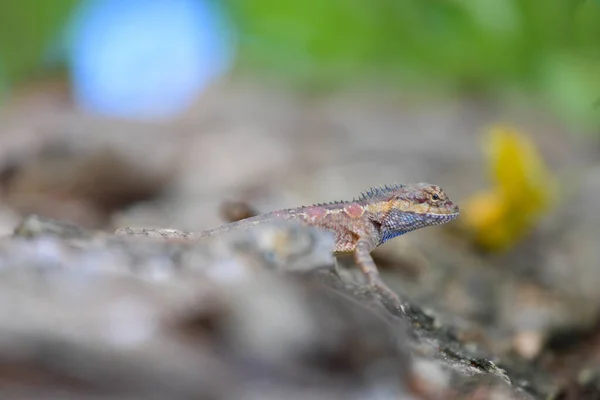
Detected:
[{"left": 0, "top": 215, "right": 537, "bottom": 399}]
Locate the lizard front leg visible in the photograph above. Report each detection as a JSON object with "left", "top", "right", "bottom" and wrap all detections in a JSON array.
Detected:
[{"left": 354, "top": 239, "right": 403, "bottom": 311}]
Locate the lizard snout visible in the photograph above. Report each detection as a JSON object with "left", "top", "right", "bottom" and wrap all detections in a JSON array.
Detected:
[{"left": 446, "top": 200, "right": 459, "bottom": 214}]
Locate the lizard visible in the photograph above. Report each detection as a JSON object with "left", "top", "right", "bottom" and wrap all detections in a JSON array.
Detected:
[{"left": 115, "top": 182, "right": 460, "bottom": 310}]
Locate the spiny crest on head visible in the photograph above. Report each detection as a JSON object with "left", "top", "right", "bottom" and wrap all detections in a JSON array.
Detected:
[{"left": 356, "top": 183, "right": 405, "bottom": 202}]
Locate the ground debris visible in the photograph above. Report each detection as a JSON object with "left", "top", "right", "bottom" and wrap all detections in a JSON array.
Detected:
[{"left": 0, "top": 143, "right": 174, "bottom": 229}]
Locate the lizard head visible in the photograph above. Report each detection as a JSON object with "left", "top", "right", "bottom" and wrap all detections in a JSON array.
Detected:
[{"left": 362, "top": 183, "right": 459, "bottom": 244}]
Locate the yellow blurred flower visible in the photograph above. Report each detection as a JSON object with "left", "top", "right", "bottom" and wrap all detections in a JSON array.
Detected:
[{"left": 460, "top": 126, "right": 557, "bottom": 251}]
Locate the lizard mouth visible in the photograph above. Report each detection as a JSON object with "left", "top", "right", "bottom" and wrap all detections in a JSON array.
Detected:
[{"left": 427, "top": 212, "right": 460, "bottom": 224}]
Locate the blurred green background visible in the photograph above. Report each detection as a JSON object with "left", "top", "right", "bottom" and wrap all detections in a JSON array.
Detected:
[{"left": 2, "top": 0, "right": 600, "bottom": 124}]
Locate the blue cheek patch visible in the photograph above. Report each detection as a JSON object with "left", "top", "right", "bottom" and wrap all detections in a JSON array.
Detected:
[
  {"left": 381, "top": 229, "right": 406, "bottom": 243},
  {"left": 380, "top": 210, "right": 458, "bottom": 244},
  {"left": 381, "top": 212, "right": 424, "bottom": 243}
]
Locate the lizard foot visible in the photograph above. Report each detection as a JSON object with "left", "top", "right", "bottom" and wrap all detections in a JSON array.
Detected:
[{"left": 366, "top": 275, "right": 405, "bottom": 314}]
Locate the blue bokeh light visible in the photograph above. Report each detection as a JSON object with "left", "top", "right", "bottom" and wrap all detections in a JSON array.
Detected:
[{"left": 66, "top": 0, "right": 235, "bottom": 119}]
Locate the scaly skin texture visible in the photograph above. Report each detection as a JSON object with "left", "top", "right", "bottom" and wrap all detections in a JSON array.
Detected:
[{"left": 116, "top": 183, "right": 460, "bottom": 310}]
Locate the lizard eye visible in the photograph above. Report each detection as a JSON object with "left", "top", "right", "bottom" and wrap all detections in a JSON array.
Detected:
[{"left": 431, "top": 194, "right": 440, "bottom": 201}]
